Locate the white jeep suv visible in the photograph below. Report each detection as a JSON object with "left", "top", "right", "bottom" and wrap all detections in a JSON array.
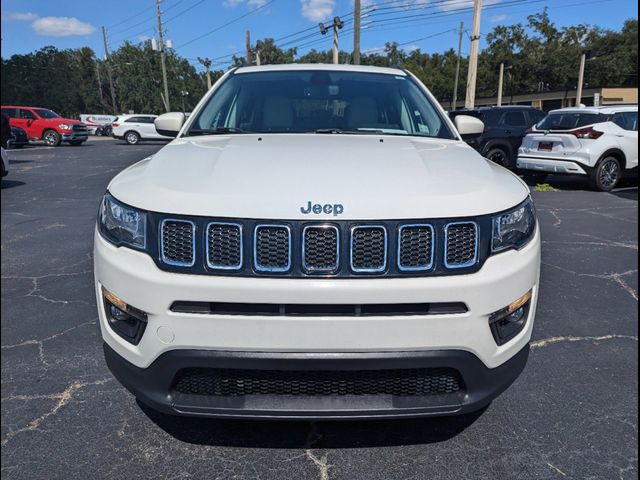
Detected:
[
  {"left": 111, "top": 114, "right": 172, "bottom": 145},
  {"left": 517, "top": 105, "right": 638, "bottom": 191},
  {"left": 94, "top": 64, "right": 540, "bottom": 419}
]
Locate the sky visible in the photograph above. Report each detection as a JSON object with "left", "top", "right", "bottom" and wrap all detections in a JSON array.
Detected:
[{"left": 1, "top": 0, "right": 638, "bottom": 72}]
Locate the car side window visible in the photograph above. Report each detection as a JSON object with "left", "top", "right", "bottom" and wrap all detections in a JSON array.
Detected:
[
  {"left": 611, "top": 112, "right": 637, "bottom": 131},
  {"left": 502, "top": 111, "right": 527, "bottom": 127},
  {"left": 624, "top": 112, "right": 638, "bottom": 131},
  {"left": 1, "top": 108, "right": 17, "bottom": 118},
  {"left": 529, "top": 111, "right": 546, "bottom": 125},
  {"left": 125, "top": 117, "right": 140, "bottom": 123},
  {"left": 19, "top": 109, "right": 36, "bottom": 120},
  {"left": 140, "top": 117, "right": 156, "bottom": 124}
]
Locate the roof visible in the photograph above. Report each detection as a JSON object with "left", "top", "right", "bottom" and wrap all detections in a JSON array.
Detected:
[
  {"left": 234, "top": 63, "right": 406, "bottom": 76},
  {"left": 549, "top": 105, "right": 638, "bottom": 114}
]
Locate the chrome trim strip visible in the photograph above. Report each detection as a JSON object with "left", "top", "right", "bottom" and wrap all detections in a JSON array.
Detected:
[
  {"left": 160, "top": 219, "right": 196, "bottom": 267},
  {"left": 397, "top": 224, "right": 435, "bottom": 271},
  {"left": 444, "top": 221, "right": 479, "bottom": 269},
  {"left": 254, "top": 224, "right": 291, "bottom": 273},
  {"left": 205, "top": 222, "right": 243, "bottom": 270},
  {"left": 302, "top": 224, "right": 340, "bottom": 273},
  {"left": 350, "top": 225, "right": 387, "bottom": 273}
]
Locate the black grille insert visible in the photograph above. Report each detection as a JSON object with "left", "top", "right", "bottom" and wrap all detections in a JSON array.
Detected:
[
  {"left": 173, "top": 367, "right": 463, "bottom": 397},
  {"left": 445, "top": 222, "right": 478, "bottom": 268},
  {"left": 351, "top": 226, "right": 387, "bottom": 272},
  {"left": 170, "top": 301, "right": 468, "bottom": 316},
  {"left": 254, "top": 225, "right": 291, "bottom": 272},
  {"left": 207, "top": 223, "right": 242, "bottom": 269},
  {"left": 161, "top": 220, "right": 195, "bottom": 266},
  {"left": 303, "top": 226, "right": 339, "bottom": 272},
  {"left": 399, "top": 225, "right": 434, "bottom": 270}
]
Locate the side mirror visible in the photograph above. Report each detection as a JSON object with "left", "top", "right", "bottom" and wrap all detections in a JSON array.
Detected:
[
  {"left": 154, "top": 112, "right": 185, "bottom": 137},
  {"left": 453, "top": 115, "right": 485, "bottom": 139}
]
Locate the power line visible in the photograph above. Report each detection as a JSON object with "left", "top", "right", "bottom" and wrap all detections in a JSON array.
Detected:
[{"left": 176, "top": 0, "right": 277, "bottom": 49}]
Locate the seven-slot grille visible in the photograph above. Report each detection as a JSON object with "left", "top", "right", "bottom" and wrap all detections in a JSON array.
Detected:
[
  {"left": 398, "top": 225, "right": 434, "bottom": 271},
  {"left": 158, "top": 220, "right": 480, "bottom": 275},
  {"left": 254, "top": 225, "right": 291, "bottom": 272},
  {"left": 161, "top": 220, "right": 195, "bottom": 266},
  {"left": 303, "top": 226, "right": 339, "bottom": 272},
  {"left": 351, "top": 226, "right": 387, "bottom": 272},
  {"left": 445, "top": 222, "right": 478, "bottom": 268},
  {"left": 207, "top": 223, "right": 242, "bottom": 269},
  {"left": 173, "top": 367, "right": 463, "bottom": 397}
]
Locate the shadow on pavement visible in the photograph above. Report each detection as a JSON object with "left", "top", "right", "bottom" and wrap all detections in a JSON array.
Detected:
[
  {"left": 138, "top": 400, "right": 487, "bottom": 448},
  {"left": 610, "top": 187, "right": 638, "bottom": 201},
  {"left": 1, "top": 179, "right": 26, "bottom": 189}
]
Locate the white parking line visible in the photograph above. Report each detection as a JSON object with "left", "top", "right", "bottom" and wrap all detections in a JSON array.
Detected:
[{"left": 7, "top": 147, "right": 54, "bottom": 152}]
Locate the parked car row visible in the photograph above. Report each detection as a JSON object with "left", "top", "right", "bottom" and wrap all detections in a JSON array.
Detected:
[{"left": 450, "top": 104, "right": 638, "bottom": 191}]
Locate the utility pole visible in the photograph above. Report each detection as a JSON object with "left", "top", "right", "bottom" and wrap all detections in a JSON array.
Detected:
[
  {"left": 94, "top": 59, "right": 105, "bottom": 105},
  {"left": 101, "top": 26, "right": 118, "bottom": 115},
  {"left": 197, "top": 57, "right": 213, "bottom": 89},
  {"left": 576, "top": 49, "right": 597, "bottom": 106},
  {"left": 155, "top": 0, "right": 171, "bottom": 112},
  {"left": 353, "top": 0, "right": 361, "bottom": 65},
  {"left": 451, "top": 21, "right": 464, "bottom": 111},
  {"left": 246, "top": 31, "right": 252, "bottom": 64},
  {"left": 496, "top": 60, "right": 513, "bottom": 106},
  {"left": 320, "top": 17, "right": 344, "bottom": 65},
  {"left": 465, "top": 0, "right": 482, "bottom": 109}
]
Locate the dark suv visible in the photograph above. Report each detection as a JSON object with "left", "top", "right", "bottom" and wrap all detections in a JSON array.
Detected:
[{"left": 450, "top": 106, "right": 546, "bottom": 169}]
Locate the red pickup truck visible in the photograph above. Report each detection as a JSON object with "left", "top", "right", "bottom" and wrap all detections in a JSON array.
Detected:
[{"left": 0, "top": 106, "right": 88, "bottom": 146}]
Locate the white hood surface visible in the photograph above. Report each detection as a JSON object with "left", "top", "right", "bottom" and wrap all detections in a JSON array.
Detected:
[{"left": 109, "top": 134, "right": 529, "bottom": 220}]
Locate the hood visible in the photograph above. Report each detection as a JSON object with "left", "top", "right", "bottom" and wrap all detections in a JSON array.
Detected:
[
  {"left": 109, "top": 134, "right": 529, "bottom": 220},
  {"left": 44, "top": 117, "right": 84, "bottom": 125}
]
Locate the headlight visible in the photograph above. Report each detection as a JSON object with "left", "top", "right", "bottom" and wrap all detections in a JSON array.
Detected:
[
  {"left": 98, "top": 193, "right": 146, "bottom": 249},
  {"left": 492, "top": 197, "right": 536, "bottom": 253},
  {"left": 59, "top": 124, "right": 72, "bottom": 130}
]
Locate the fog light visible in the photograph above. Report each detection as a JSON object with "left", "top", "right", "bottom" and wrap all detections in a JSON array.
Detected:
[
  {"left": 489, "top": 290, "right": 532, "bottom": 345},
  {"left": 102, "top": 287, "right": 147, "bottom": 345}
]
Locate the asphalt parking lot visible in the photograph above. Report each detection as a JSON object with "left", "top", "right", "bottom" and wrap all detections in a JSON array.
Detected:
[{"left": 1, "top": 138, "right": 637, "bottom": 480}]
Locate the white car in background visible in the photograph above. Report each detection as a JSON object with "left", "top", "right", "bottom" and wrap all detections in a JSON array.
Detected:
[
  {"left": 517, "top": 105, "right": 638, "bottom": 191},
  {"left": 111, "top": 114, "right": 172, "bottom": 145}
]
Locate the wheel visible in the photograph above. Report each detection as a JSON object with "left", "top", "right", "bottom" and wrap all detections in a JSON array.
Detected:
[
  {"left": 522, "top": 172, "right": 547, "bottom": 184},
  {"left": 43, "top": 130, "right": 61, "bottom": 147},
  {"left": 485, "top": 147, "right": 511, "bottom": 168},
  {"left": 124, "top": 131, "right": 140, "bottom": 145},
  {"left": 590, "top": 156, "right": 621, "bottom": 192}
]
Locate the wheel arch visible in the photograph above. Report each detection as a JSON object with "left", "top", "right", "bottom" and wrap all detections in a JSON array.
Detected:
[{"left": 598, "top": 148, "right": 628, "bottom": 169}]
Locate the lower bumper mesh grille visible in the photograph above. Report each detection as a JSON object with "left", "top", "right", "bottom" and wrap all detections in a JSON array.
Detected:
[{"left": 173, "top": 367, "right": 463, "bottom": 397}]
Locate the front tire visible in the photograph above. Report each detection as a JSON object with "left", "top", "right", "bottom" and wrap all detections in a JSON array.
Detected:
[
  {"left": 124, "top": 131, "right": 140, "bottom": 145},
  {"left": 485, "top": 147, "right": 511, "bottom": 168},
  {"left": 591, "top": 156, "right": 621, "bottom": 192},
  {"left": 43, "top": 130, "right": 61, "bottom": 147}
]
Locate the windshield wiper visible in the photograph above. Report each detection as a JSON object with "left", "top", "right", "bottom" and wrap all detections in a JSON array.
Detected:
[
  {"left": 312, "top": 128, "right": 385, "bottom": 135},
  {"left": 185, "top": 127, "right": 252, "bottom": 136}
]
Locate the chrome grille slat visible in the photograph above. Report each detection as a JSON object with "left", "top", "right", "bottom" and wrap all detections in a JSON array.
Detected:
[
  {"left": 303, "top": 225, "right": 339, "bottom": 273},
  {"left": 207, "top": 222, "right": 242, "bottom": 270},
  {"left": 161, "top": 219, "right": 195, "bottom": 267},
  {"left": 254, "top": 225, "right": 291, "bottom": 272},
  {"left": 398, "top": 224, "right": 434, "bottom": 271},
  {"left": 350, "top": 226, "right": 387, "bottom": 273},
  {"left": 444, "top": 222, "right": 478, "bottom": 268}
]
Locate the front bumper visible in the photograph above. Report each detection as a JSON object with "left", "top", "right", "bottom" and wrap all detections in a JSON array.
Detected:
[
  {"left": 95, "top": 225, "right": 540, "bottom": 417},
  {"left": 61, "top": 132, "right": 88, "bottom": 143},
  {"left": 517, "top": 155, "right": 588, "bottom": 175},
  {"left": 104, "top": 342, "right": 530, "bottom": 419}
]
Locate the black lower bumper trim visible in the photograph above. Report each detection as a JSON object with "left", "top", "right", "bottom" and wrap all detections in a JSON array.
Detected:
[{"left": 104, "top": 343, "right": 529, "bottom": 420}]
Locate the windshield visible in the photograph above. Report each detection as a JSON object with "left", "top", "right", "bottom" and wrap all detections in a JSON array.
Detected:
[
  {"left": 34, "top": 109, "right": 61, "bottom": 119},
  {"left": 187, "top": 70, "right": 455, "bottom": 139},
  {"left": 536, "top": 112, "right": 606, "bottom": 131}
]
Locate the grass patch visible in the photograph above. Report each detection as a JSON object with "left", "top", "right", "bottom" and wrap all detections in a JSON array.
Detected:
[{"left": 533, "top": 183, "right": 560, "bottom": 192}]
